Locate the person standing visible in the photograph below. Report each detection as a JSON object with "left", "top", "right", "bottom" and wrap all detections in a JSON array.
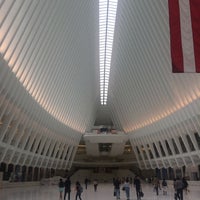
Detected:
[
  {"left": 134, "top": 176, "right": 141, "bottom": 200},
  {"left": 64, "top": 177, "right": 71, "bottom": 200},
  {"left": 75, "top": 181, "right": 82, "bottom": 200},
  {"left": 113, "top": 177, "right": 121, "bottom": 200},
  {"left": 84, "top": 177, "right": 89, "bottom": 189},
  {"left": 153, "top": 176, "right": 160, "bottom": 196},
  {"left": 93, "top": 179, "right": 98, "bottom": 192},
  {"left": 162, "top": 178, "right": 167, "bottom": 195},
  {"left": 123, "top": 178, "right": 130, "bottom": 200},
  {"left": 58, "top": 178, "right": 65, "bottom": 200}
]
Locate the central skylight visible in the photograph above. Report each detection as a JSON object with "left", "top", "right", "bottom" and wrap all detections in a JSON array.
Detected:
[{"left": 99, "top": 0, "right": 118, "bottom": 105}]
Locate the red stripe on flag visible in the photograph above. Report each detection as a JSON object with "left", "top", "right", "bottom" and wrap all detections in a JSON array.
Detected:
[
  {"left": 190, "top": 0, "right": 200, "bottom": 72},
  {"left": 168, "top": 0, "right": 184, "bottom": 73}
]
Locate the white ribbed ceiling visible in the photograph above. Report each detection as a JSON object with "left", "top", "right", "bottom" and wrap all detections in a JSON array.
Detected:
[
  {"left": 0, "top": 0, "right": 99, "bottom": 133},
  {"left": 1, "top": 0, "right": 200, "bottom": 135},
  {"left": 108, "top": 0, "right": 200, "bottom": 133}
]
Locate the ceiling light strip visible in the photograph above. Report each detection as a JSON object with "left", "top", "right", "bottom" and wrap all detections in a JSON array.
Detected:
[{"left": 99, "top": 0, "right": 118, "bottom": 105}]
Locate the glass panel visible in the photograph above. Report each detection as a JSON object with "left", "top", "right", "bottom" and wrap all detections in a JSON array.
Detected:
[
  {"left": 186, "top": 134, "right": 195, "bottom": 151},
  {"left": 165, "top": 140, "right": 172, "bottom": 155},
  {"left": 153, "top": 143, "right": 160, "bottom": 158},
  {"left": 136, "top": 146, "right": 142, "bottom": 160},
  {"left": 99, "top": 143, "right": 112, "bottom": 152},
  {"left": 141, "top": 145, "right": 148, "bottom": 160},
  {"left": 99, "top": 0, "right": 118, "bottom": 105},
  {"left": 171, "top": 138, "right": 179, "bottom": 154},
  {"left": 194, "top": 132, "right": 200, "bottom": 149},
  {"left": 178, "top": 137, "right": 187, "bottom": 153},
  {"left": 159, "top": 141, "right": 166, "bottom": 157},
  {"left": 147, "top": 144, "right": 154, "bottom": 159}
]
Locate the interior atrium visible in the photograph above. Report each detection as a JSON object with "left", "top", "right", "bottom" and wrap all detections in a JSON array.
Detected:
[{"left": 1, "top": 0, "right": 200, "bottom": 192}]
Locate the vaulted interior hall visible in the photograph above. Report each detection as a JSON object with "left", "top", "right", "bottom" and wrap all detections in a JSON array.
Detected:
[{"left": 0, "top": 0, "right": 200, "bottom": 199}]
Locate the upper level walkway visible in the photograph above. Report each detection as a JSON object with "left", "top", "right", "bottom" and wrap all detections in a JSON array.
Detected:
[{"left": 0, "top": 181, "right": 199, "bottom": 200}]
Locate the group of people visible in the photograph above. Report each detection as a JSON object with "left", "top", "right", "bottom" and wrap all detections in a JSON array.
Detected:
[
  {"left": 58, "top": 177, "right": 83, "bottom": 200},
  {"left": 58, "top": 175, "right": 189, "bottom": 200},
  {"left": 173, "top": 177, "right": 189, "bottom": 200},
  {"left": 152, "top": 176, "right": 189, "bottom": 200},
  {"left": 84, "top": 177, "right": 98, "bottom": 191},
  {"left": 113, "top": 176, "right": 143, "bottom": 200},
  {"left": 58, "top": 177, "right": 98, "bottom": 200}
]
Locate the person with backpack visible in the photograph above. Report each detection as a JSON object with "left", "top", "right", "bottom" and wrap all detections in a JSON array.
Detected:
[{"left": 182, "top": 177, "right": 189, "bottom": 194}]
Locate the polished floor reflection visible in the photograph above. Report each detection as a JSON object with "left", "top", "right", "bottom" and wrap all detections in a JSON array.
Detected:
[{"left": 0, "top": 182, "right": 199, "bottom": 200}]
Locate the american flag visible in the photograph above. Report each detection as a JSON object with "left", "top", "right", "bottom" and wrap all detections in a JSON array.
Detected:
[{"left": 168, "top": 0, "right": 200, "bottom": 73}]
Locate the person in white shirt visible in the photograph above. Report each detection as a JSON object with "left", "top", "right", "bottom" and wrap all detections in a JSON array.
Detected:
[{"left": 123, "top": 178, "right": 130, "bottom": 200}]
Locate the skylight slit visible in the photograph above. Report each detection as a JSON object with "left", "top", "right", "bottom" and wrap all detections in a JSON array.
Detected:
[{"left": 99, "top": 0, "right": 118, "bottom": 105}]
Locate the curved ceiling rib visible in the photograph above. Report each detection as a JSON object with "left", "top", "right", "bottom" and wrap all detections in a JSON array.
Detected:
[
  {"left": 0, "top": 0, "right": 99, "bottom": 133},
  {"left": 1, "top": 0, "right": 200, "bottom": 135},
  {"left": 108, "top": 0, "right": 200, "bottom": 133}
]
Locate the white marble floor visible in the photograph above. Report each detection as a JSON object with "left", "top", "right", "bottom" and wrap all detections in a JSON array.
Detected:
[{"left": 0, "top": 182, "right": 199, "bottom": 200}]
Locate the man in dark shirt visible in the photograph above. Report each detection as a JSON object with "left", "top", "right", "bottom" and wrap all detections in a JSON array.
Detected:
[
  {"left": 84, "top": 177, "right": 89, "bottom": 189},
  {"left": 174, "top": 177, "right": 183, "bottom": 200},
  {"left": 134, "top": 176, "right": 141, "bottom": 200},
  {"left": 64, "top": 177, "right": 71, "bottom": 200},
  {"left": 113, "top": 177, "right": 121, "bottom": 200}
]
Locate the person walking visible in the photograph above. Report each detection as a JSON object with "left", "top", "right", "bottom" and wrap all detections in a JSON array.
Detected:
[
  {"left": 64, "top": 177, "right": 71, "bottom": 200},
  {"left": 113, "top": 177, "right": 121, "bottom": 200},
  {"left": 58, "top": 178, "right": 65, "bottom": 200},
  {"left": 123, "top": 178, "right": 130, "bottom": 200},
  {"left": 182, "top": 177, "right": 189, "bottom": 194},
  {"left": 134, "top": 176, "right": 142, "bottom": 200},
  {"left": 75, "top": 181, "right": 83, "bottom": 200},
  {"left": 174, "top": 177, "right": 183, "bottom": 200}
]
